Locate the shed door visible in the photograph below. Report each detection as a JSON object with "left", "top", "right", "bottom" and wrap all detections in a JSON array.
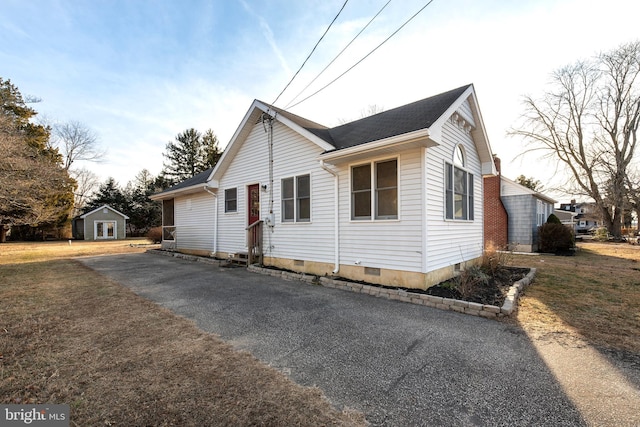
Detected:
[{"left": 95, "top": 221, "right": 116, "bottom": 239}]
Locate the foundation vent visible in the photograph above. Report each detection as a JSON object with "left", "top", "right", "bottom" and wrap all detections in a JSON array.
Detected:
[
  {"left": 364, "top": 267, "right": 381, "bottom": 276},
  {"left": 294, "top": 259, "right": 305, "bottom": 267}
]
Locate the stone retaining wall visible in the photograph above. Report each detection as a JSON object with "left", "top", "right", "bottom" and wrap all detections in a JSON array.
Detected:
[
  {"left": 249, "top": 265, "right": 537, "bottom": 319},
  {"left": 148, "top": 250, "right": 536, "bottom": 319}
]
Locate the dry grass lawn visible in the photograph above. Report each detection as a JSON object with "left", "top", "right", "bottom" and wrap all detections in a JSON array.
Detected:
[
  {"left": 0, "top": 241, "right": 365, "bottom": 426},
  {"left": 513, "top": 241, "right": 640, "bottom": 354},
  {"left": 2, "top": 239, "right": 639, "bottom": 425}
]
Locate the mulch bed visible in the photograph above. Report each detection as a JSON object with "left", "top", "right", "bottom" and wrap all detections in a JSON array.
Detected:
[{"left": 427, "top": 267, "right": 530, "bottom": 306}]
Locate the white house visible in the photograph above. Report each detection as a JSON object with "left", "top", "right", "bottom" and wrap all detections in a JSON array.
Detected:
[{"left": 151, "top": 85, "right": 496, "bottom": 290}]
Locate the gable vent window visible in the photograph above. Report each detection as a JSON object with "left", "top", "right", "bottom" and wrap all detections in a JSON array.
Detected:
[
  {"left": 282, "top": 174, "right": 311, "bottom": 223},
  {"left": 351, "top": 159, "right": 398, "bottom": 220},
  {"left": 445, "top": 146, "right": 474, "bottom": 221},
  {"left": 225, "top": 188, "right": 237, "bottom": 213}
]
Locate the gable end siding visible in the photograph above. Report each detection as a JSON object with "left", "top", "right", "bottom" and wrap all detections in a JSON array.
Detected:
[
  {"left": 217, "top": 121, "right": 335, "bottom": 264},
  {"left": 425, "top": 118, "right": 484, "bottom": 271}
]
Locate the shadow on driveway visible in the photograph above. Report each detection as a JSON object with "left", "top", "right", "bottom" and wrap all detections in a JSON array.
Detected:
[{"left": 80, "top": 253, "right": 585, "bottom": 426}]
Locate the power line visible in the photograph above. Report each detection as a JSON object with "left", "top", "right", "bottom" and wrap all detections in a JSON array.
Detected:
[
  {"left": 284, "top": 0, "right": 393, "bottom": 109},
  {"left": 287, "top": 0, "right": 436, "bottom": 110},
  {"left": 271, "top": 0, "right": 350, "bottom": 106}
]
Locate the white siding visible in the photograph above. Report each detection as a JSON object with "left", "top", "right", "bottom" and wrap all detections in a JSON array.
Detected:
[
  {"left": 174, "top": 192, "right": 216, "bottom": 252},
  {"left": 336, "top": 148, "right": 424, "bottom": 272},
  {"left": 217, "top": 121, "right": 335, "bottom": 263},
  {"left": 425, "top": 117, "right": 484, "bottom": 271},
  {"left": 457, "top": 99, "right": 476, "bottom": 127},
  {"left": 213, "top": 104, "right": 486, "bottom": 275}
]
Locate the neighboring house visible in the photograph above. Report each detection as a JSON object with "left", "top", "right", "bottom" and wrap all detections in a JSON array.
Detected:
[
  {"left": 151, "top": 84, "right": 496, "bottom": 290},
  {"left": 558, "top": 200, "right": 602, "bottom": 233},
  {"left": 554, "top": 209, "right": 579, "bottom": 229},
  {"left": 73, "top": 205, "right": 129, "bottom": 240},
  {"left": 484, "top": 157, "right": 556, "bottom": 252}
]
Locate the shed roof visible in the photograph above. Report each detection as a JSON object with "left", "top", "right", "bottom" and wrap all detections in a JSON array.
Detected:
[{"left": 80, "top": 204, "right": 129, "bottom": 219}]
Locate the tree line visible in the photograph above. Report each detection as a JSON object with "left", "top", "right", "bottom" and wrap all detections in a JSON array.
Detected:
[
  {"left": 79, "top": 129, "right": 222, "bottom": 237},
  {"left": 0, "top": 76, "right": 222, "bottom": 241},
  {"left": 2, "top": 39, "right": 639, "bottom": 241}
]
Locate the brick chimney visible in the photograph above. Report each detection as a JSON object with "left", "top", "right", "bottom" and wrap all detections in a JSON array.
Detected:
[{"left": 483, "top": 155, "right": 508, "bottom": 249}]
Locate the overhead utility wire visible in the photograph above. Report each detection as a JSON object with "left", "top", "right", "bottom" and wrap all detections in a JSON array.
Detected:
[
  {"left": 284, "top": 0, "right": 393, "bottom": 109},
  {"left": 271, "top": 0, "right": 350, "bottom": 106},
  {"left": 287, "top": 0, "right": 436, "bottom": 110}
]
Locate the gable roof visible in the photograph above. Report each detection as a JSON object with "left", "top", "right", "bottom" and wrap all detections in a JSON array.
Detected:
[
  {"left": 317, "top": 84, "right": 495, "bottom": 173},
  {"left": 80, "top": 204, "right": 129, "bottom": 219},
  {"left": 156, "top": 84, "right": 496, "bottom": 198},
  {"left": 150, "top": 167, "right": 214, "bottom": 200},
  {"left": 500, "top": 176, "right": 557, "bottom": 204}
]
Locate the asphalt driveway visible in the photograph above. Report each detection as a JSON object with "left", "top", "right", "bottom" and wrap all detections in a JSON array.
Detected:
[{"left": 80, "top": 253, "right": 585, "bottom": 426}]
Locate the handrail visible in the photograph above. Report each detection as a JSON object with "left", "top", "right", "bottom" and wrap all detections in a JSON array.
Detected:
[
  {"left": 245, "top": 219, "right": 263, "bottom": 231},
  {"left": 245, "top": 220, "right": 264, "bottom": 265}
]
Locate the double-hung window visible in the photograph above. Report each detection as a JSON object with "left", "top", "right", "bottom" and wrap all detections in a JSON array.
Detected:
[
  {"left": 282, "top": 174, "right": 311, "bottom": 222},
  {"left": 445, "top": 146, "right": 474, "bottom": 220},
  {"left": 351, "top": 159, "right": 398, "bottom": 220},
  {"left": 224, "top": 188, "right": 237, "bottom": 213}
]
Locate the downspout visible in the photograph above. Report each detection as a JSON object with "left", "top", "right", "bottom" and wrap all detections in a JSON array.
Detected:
[
  {"left": 203, "top": 186, "right": 218, "bottom": 256},
  {"left": 320, "top": 160, "right": 340, "bottom": 274}
]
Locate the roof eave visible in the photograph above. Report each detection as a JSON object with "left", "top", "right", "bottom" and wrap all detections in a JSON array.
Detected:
[
  {"left": 318, "top": 128, "right": 437, "bottom": 165},
  {"left": 211, "top": 100, "right": 334, "bottom": 181},
  {"left": 80, "top": 204, "right": 130, "bottom": 219},
  {"left": 149, "top": 183, "right": 212, "bottom": 201}
]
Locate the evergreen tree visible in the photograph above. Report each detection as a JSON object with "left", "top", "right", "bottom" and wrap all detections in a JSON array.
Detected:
[
  {"left": 0, "top": 77, "right": 74, "bottom": 241},
  {"left": 126, "top": 169, "right": 161, "bottom": 234},
  {"left": 202, "top": 129, "right": 222, "bottom": 170},
  {"left": 515, "top": 175, "right": 544, "bottom": 192},
  {"left": 161, "top": 128, "right": 222, "bottom": 185},
  {"left": 83, "top": 178, "right": 128, "bottom": 215}
]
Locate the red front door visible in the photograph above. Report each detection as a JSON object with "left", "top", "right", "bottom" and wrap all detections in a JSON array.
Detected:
[{"left": 248, "top": 184, "right": 260, "bottom": 226}]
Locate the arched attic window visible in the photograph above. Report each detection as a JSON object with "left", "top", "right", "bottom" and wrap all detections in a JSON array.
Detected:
[{"left": 454, "top": 144, "right": 465, "bottom": 167}]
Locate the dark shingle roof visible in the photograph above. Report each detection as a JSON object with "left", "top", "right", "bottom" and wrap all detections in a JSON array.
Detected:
[
  {"left": 263, "top": 85, "right": 470, "bottom": 151},
  {"left": 158, "top": 86, "right": 471, "bottom": 196},
  {"left": 325, "top": 84, "right": 471, "bottom": 151},
  {"left": 157, "top": 167, "right": 214, "bottom": 195}
]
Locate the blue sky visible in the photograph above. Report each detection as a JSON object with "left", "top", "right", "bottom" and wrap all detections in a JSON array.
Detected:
[{"left": 2, "top": 0, "right": 639, "bottom": 197}]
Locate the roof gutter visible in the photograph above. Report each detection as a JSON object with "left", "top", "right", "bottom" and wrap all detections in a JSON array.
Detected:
[
  {"left": 318, "top": 128, "right": 434, "bottom": 164},
  {"left": 319, "top": 160, "right": 340, "bottom": 274}
]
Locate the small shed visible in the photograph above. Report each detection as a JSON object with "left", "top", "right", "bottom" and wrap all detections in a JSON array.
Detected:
[{"left": 74, "top": 205, "right": 129, "bottom": 240}]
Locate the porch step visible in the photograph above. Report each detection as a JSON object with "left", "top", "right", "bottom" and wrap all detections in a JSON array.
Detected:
[{"left": 227, "top": 251, "right": 249, "bottom": 266}]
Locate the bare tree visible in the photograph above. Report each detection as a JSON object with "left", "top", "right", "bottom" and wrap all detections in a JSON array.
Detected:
[
  {"left": 338, "top": 104, "right": 385, "bottom": 124},
  {"left": 511, "top": 41, "right": 640, "bottom": 238},
  {"left": 70, "top": 167, "right": 100, "bottom": 216},
  {"left": 53, "top": 120, "right": 105, "bottom": 170}
]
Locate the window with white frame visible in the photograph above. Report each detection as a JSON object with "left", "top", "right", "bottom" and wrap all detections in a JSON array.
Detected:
[
  {"left": 224, "top": 188, "right": 237, "bottom": 212},
  {"left": 445, "top": 146, "right": 474, "bottom": 220},
  {"left": 351, "top": 159, "right": 398, "bottom": 220},
  {"left": 282, "top": 174, "right": 310, "bottom": 222},
  {"left": 537, "top": 200, "right": 545, "bottom": 226}
]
